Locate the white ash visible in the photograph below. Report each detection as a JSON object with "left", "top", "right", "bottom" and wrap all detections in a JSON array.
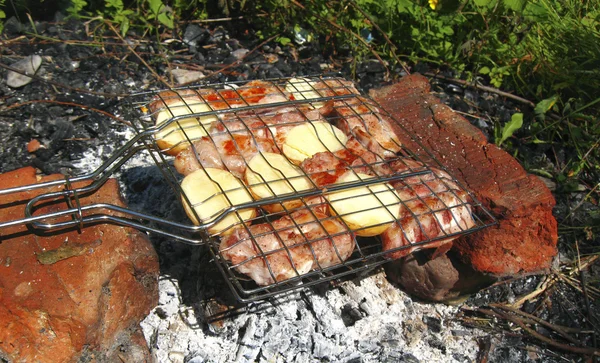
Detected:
[
  {"left": 141, "top": 272, "right": 483, "bottom": 363},
  {"left": 72, "top": 127, "right": 155, "bottom": 176}
]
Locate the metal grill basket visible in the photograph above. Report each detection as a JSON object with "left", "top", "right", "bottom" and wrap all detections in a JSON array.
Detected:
[{"left": 0, "top": 76, "right": 496, "bottom": 302}]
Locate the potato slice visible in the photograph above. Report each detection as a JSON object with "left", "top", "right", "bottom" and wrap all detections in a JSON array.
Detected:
[
  {"left": 326, "top": 172, "right": 401, "bottom": 236},
  {"left": 149, "top": 90, "right": 218, "bottom": 155},
  {"left": 285, "top": 78, "right": 325, "bottom": 108},
  {"left": 181, "top": 168, "right": 256, "bottom": 236},
  {"left": 282, "top": 121, "right": 348, "bottom": 163},
  {"left": 245, "top": 152, "right": 313, "bottom": 212}
]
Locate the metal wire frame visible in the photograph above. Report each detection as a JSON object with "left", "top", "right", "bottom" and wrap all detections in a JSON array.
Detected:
[{"left": 124, "top": 75, "right": 497, "bottom": 302}]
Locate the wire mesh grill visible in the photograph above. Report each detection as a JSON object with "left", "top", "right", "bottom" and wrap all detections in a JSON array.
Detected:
[
  {"left": 0, "top": 75, "right": 497, "bottom": 302},
  {"left": 126, "top": 75, "right": 496, "bottom": 301}
]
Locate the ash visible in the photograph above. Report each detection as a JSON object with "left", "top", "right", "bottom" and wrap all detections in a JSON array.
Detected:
[{"left": 141, "top": 272, "right": 481, "bottom": 363}]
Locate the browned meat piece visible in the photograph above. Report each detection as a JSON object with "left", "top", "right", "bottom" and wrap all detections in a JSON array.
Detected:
[
  {"left": 327, "top": 97, "right": 402, "bottom": 158},
  {"left": 220, "top": 209, "right": 355, "bottom": 285},
  {"left": 174, "top": 107, "right": 327, "bottom": 178},
  {"left": 381, "top": 159, "right": 475, "bottom": 259},
  {"left": 300, "top": 136, "right": 392, "bottom": 187}
]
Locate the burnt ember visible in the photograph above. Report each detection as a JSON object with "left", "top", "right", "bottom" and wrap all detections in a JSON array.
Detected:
[{"left": 1, "top": 15, "right": 598, "bottom": 363}]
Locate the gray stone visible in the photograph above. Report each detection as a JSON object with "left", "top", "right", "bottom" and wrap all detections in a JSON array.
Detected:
[
  {"left": 385, "top": 251, "right": 493, "bottom": 302},
  {"left": 169, "top": 68, "right": 205, "bottom": 85},
  {"left": 6, "top": 55, "right": 42, "bottom": 88},
  {"left": 183, "top": 24, "right": 209, "bottom": 49},
  {"left": 232, "top": 48, "right": 249, "bottom": 60}
]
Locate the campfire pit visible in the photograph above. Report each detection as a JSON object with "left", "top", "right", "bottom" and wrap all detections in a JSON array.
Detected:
[{"left": 0, "top": 21, "right": 562, "bottom": 362}]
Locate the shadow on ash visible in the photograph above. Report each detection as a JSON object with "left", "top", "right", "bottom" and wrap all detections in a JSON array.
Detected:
[{"left": 0, "top": 75, "right": 557, "bottom": 362}]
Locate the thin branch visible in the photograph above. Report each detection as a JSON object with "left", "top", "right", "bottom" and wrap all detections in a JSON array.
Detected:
[
  {"left": 0, "top": 100, "right": 132, "bottom": 127},
  {"left": 510, "top": 275, "right": 554, "bottom": 309},
  {"left": 186, "top": 16, "right": 245, "bottom": 23},
  {"left": 105, "top": 21, "right": 172, "bottom": 89},
  {"left": 291, "top": 0, "right": 390, "bottom": 78},
  {"left": 0, "top": 35, "right": 27, "bottom": 46},
  {"left": 479, "top": 308, "right": 600, "bottom": 356},
  {"left": 186, "top": 35, "right": 279, "bottom": 84},
  {"left": 424, "top": 71, "right": 536, "bottom": 108},
  {"left": 0, "top": 61, "right": 127, "bottom": 98},
  {"left": 576, "top": 241, "right": 599, "bottom": 354},
  {"left": 490, "top": 304, "right": 587, "bottom": 344}
]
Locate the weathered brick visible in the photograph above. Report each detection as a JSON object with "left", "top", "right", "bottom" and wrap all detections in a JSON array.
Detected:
[
  {"left": 371, "top": 74, "right": 557, "bottom": 277},
  {"left": 0, "top": 167, "right": 159, "bottom": 362}
]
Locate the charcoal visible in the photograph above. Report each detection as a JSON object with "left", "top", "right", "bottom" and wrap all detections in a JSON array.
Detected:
[
  {"left": 183, "top": 25, "right": 210, "bottom": 49},
  {"left": 3, "top": 17, "right": 25, "bottom": 36},
  {"left": 445, "top": 83, "right": 463, "bottom": 94},
  {"left": 423, "top": 316, "right": 442, "bottom": 333}
]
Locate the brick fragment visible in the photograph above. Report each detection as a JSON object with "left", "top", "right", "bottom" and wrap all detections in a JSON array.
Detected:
[{"left": 0, "top": 167, "right": 159, "bottom": 362}]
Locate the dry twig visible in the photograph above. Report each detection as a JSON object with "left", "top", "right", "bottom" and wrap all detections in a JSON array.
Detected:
[
  {"left": 478, "top": 307, "right": 600, "bottom": 356},
  {"left": 424, "top": 71, "right": 536, "bottom": 108},
  {"left": 490, "top": 304, "right": 587, "bottom": 343},
  {"left": 105, "top": 21, "right": 172, "bottom": 89},
  {"left": 189, "top": 35, "right": 279, "bottom": 84},
  {"left": 0, "top": 100, "right": 131, "bottom": 127}
]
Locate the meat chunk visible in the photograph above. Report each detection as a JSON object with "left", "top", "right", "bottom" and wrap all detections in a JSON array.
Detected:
[
  {"left": 381, "top": 159, "right": 475, "bottom": 259},
  {"left": 327, "top": 97, "right": 403, "bottom": 158},
  {"left": 220, "top": 209, "right": 355, "bottom": 285}
]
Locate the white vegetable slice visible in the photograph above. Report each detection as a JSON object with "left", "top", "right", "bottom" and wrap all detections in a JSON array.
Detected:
[
  {"left": 285, "top": 78, "right": 325, "bottom": 108},
  {"left": 245, "top": 152, "right": 313, "bottom": 212},
  {"left": 181, "top": 168, "right": 256, "bottom": 236},
  {"left": 149, "top": 90, "right": 218, "bottom": 155},
  {"left": 282, "top": 121, "right": 348, "bottom": 163},
  {"left": 326, "top": 172, "right": 402, "bottom": 236}
]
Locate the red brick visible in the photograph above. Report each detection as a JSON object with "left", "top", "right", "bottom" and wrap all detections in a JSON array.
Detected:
[
  {"left": 371, "top": 74, "right": 558, "bottom": 276},
  {"left": 0, "top": 167, "right": 159, "bottom": 362}
]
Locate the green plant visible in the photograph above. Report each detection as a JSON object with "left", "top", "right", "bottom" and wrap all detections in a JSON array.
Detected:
[
  {"left": 495, "top": 112, "right": 523, "bottom": 146},
  {"left": 0, "top": 0, "right": 5, "bottom": 34},
  {"left": 146, "top": 0, "right": 174, "bottom": 29},
  {"left": 105, "top": 0, "right": 135, "bottom": 36},
  {"left": 67, "top": 0, "right": 89, "bottom": 17}
]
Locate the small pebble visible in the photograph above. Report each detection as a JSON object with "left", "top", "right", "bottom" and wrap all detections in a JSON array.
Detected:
[
  {"left": 232, "top": 48, "right": 249, "bottom": 60},
  {"left": 6, "top": 55, "right": 43, "bottom": 88},
  {"left": 169, "top": 68, "right": 205, "bottom": 85}
]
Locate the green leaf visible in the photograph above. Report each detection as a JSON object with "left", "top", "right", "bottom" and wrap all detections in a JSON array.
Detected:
[
  {"left": 503, "top": 0, "right": 526, "bottom": 12},
  {"left": 479, "top": 66, "right": 491, "bottom": 75},
  {"left": 498, "top": 113, "right": 523, "bottom": 146},
  {"left": 473, "top": 0, "right": 493, "bottom": 7},
  {"left": 523, "top": 1, "right": 549, "bottom": 20},
  {"left": 396, "top": 0, "right": 413, "bottom": 13},
  {"left": 534, "top": 95, "right": 558, "bottom": 120},
  {"left": 439, "top": 26, "right": 454, "bottom": 36},
  {"left": 120, "top": 18, "right": 130, "bottom": 36},
  {"left": 106, "top": 0, "right": 123, "bottom": 11},
  {"left": 158, "top": 12, "right": 174, "bottom": 28},
  {"left": 148, "top": 0, "right": 163, "bottom": 14},
  {"left": 277, "top": 36, "right": 292, "bottom": 46}
]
